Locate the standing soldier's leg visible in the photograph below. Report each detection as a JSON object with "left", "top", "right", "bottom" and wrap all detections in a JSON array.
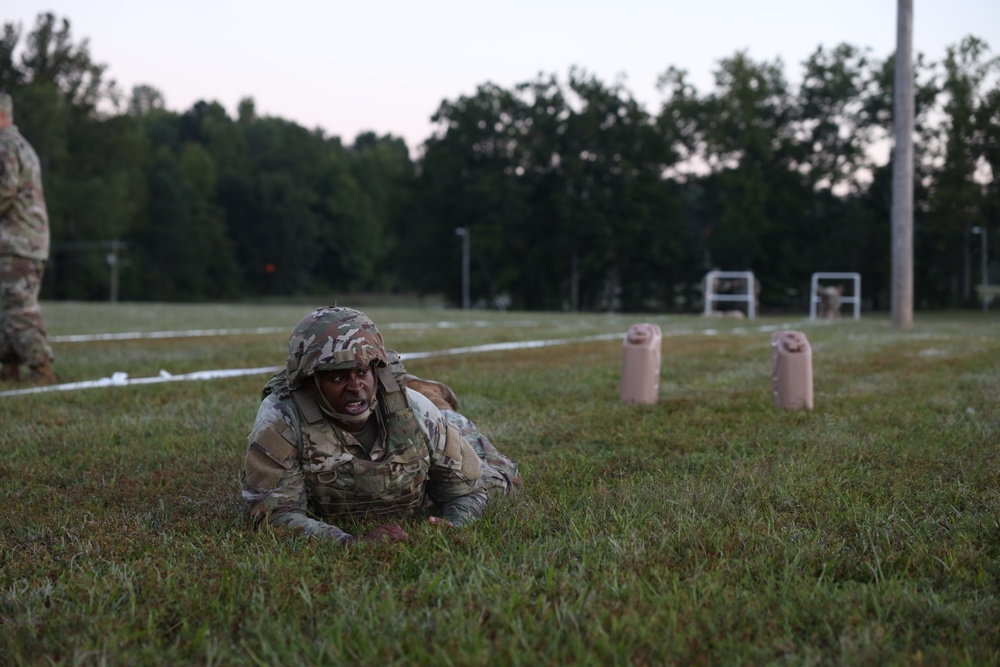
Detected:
[
  {"left": 0, "top": 255, "right": 20, "bottom": 380},
  {"left": 0, "top": 255, "right": 55, "bottom": 384},
  {"left": 0, "top": 329, "right": 18, "bottom": 381}
]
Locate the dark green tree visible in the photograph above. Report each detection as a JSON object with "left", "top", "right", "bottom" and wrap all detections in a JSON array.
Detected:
[
  {"left": 560, "top": 69, "right": 678, "bottom": 311},
  {"left": 418, "top": 82, "right": 533, "bottom": 307},
  {"left": 1, "top": 13, "right": 143, "bottom": 300},
  {"left": 348, "top": 132, "right": 417, "bottom": 293},
  {"left": 130, "top": 145, "right": 239, "bottom": 300},
  {"left": 922, "top": 37, "right": 998, "bottom": 305},
  {"left": 863, "top": 49, "right": 944, "bottom": 308},
  {"left": 664, "top": 52, "right": 811, "bottom": 307}
]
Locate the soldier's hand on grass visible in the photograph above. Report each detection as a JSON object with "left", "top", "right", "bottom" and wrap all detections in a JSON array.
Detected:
[
  {"left": 352, "top": 523, "right": 409, "bottom": 543},
  {"left": 427, "top": 516, "right": 456, "bottom": 528}
]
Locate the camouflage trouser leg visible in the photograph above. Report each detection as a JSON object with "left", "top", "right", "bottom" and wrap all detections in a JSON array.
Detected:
[
  {"left": 0, "top": 255, "right": 54, "bottom": 368},
  {"left": 441, "top": 409, "right": 523, "bottom": 495}
]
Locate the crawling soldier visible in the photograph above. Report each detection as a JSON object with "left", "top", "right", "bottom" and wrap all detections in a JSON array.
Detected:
[{"left": 241, "top": 306, "right": 522, "bottom": 544}]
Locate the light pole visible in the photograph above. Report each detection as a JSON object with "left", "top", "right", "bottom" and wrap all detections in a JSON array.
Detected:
[
  {"left": 455, "top": 227, "right": 470, "bottom": 310},
  {"left": 890, "top": 0, "right": 914, "bottom": 330},
  {"left": 105, "top": 240, "right": 126, "bottom": 303},
  {"left": 972, "top": 226, "right": 988, "bottom": 312}
]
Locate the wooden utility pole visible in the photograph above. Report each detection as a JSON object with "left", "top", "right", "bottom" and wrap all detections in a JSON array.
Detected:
[{"left": 891, "top": 0, "right": 914, "bottom": 329}]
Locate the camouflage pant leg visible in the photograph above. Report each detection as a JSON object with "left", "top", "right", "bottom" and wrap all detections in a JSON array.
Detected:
[
  {"left": 441, "top": 409, "right": 522, "bottom": 495},
  {"left": 0, "top": 255, "right": 53, "bottom": 368}
]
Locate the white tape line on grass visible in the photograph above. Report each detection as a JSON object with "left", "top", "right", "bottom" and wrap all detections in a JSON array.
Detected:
[
  {"left": 2, "top": 323, "right": 799, "bottom": 397},
  {"left": 0, "top": 333, "right": 622, "bottom": 397},
  {"left": 50, "top": 320, "right": 791, "bottom": 344},
  {"left": 0, "top": 366, "right": 285, "bottom": 397},
  {"left": 50, "top": 320, "right": 549, "bottom": 343},
  {"left": 400, "top": 332, "right": 622, "bottom": 359},
  {"left": 50, "top": 327, "right": 287, "bottom": 343}
]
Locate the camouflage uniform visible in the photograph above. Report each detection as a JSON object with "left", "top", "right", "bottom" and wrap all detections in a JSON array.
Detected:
[
  {"left": 394, "top": 364, "right": 522, "bottom": 496},
  {"left": 241, "top": 307, "right": 521, "bottom": 543},
  {"left": 0, "top": 116, "right": 53, "bottom": 373}
]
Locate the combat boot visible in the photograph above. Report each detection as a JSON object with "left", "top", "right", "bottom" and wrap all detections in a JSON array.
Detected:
[
  {"left": 28, "top": 363, "right": 58, "bottom": 386},
  {"left": 402, "top": 375, "right": 460, "bottom": 411},
  {"left": 1, "top": 362, "right": 20, "bottom": 381}
]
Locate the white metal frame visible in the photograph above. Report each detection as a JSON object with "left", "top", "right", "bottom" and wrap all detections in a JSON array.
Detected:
[
  {"left": 703, "top": 270, "right": 756, "bottom": 319},
  {"left": 810, "top": 272, "right": 861, "bottom": 320}
]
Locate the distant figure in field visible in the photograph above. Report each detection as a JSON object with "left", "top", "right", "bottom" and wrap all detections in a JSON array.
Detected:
[
  {"left": 0, "top": 92, "right": 56, "bottom": 385},
  {"left": 240, "top": 306, "right": 522, "bottom": 544},
  {"left": 703, "top": 270, "right": 760, "bottom": 318},
  {"left": 816, "top": 285, "right": 843, "bottom": 319}
]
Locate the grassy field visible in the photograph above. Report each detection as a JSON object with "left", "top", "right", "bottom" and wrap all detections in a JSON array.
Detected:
[{"left": 1, "top": 302, "right": 998, "bottom": 665}]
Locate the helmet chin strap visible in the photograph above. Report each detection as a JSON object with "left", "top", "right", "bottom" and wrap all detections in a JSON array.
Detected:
[{"left": 313, "top": 375, "right": 378, "bottom": 424}]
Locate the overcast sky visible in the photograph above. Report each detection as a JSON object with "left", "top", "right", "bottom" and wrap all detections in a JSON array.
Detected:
[{"left": 6, "top": 1, "right": 999, "bottom": 152}]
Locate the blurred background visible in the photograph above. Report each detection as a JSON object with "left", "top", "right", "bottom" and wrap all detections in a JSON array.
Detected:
[{"left": 2, "top": 4, "right": 997, "bottom": 313}]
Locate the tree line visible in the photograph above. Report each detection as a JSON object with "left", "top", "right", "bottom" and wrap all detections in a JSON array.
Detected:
[{"left": 2, "top": 13, "right": 997, "bottom": 311}]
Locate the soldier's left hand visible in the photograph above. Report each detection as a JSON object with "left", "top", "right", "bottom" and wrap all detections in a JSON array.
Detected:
[
  {"left": 353, "top": 523, "right": 409, "bottom": 543},
  {"left": 427, "top": 516, "right": 456, "bottom": 528}
]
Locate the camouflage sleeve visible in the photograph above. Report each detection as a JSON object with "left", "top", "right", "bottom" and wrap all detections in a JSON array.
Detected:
[
  {"left": 241, "top": 395, "right": 352, "bottom": 543},
  {"left": 439, "top": 408, "right": 522, "bottom": 496},
  {"left": 406, "top": 388, "right": 487, "bottom": 526},
  {"left": 0, "top": 140, "right": 18, "bottom": 206}
]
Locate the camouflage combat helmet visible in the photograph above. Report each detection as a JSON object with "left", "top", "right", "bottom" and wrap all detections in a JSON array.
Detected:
[{"left": 285, "top": 307, "right": 388, "bottom": 389}]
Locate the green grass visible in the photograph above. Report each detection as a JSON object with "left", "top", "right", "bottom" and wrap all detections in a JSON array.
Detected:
[{"left": 2, "top": 303, "right": 998, "bottom": 665}]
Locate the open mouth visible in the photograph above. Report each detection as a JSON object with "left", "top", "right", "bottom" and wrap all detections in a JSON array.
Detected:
[{"left": 343, "top": 397, "right": 369, "bottom": 414}]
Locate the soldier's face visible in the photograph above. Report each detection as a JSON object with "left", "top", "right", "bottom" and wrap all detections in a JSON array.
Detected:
[{"left": 316, "top": 366, "right": 377, "bottom": 430}]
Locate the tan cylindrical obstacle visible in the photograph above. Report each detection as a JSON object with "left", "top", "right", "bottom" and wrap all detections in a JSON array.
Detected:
[
  {"left": 620, "top": 323, "right": 662, "bottom": 404},
  {"left": 771, "top": 330, "right": 813, "bottom": 410}
]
